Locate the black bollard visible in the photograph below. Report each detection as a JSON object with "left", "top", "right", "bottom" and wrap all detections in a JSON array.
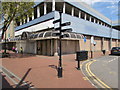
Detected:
[
  {"left": 77, "top": 60, "right": 80, "bottom": 70},
  {"left": 58, "top": 67, "right": 62, "bottom": 78}
]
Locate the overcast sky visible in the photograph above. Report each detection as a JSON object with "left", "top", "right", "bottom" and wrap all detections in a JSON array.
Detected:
[{"left": 81, "top": 0, "right": 119, "bottom": 21}]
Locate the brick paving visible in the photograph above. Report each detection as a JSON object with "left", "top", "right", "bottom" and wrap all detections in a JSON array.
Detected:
[{"left": 1, "top": 51, "right": 95, "bottom": 88}]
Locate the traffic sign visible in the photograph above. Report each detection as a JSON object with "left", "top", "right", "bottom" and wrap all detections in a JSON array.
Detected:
[{"left": 84, "top": 36, "right": 86, "bottom": 42}]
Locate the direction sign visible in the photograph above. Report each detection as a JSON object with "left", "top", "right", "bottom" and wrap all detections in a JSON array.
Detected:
[
  {"left": 61, "top": 22, "right": 71, "bottom": 27},
  {"left": 53, "top": 19, "right": 60, "bottom": 24},
  {"left": 55, "top": 27, "right": 60, "bottom": 30},
  {"left": 61, "top": 28, "right": 72, "bottom": 32},
  {"left": 52, "top": 32, "right": 60, "bottom": 36}
]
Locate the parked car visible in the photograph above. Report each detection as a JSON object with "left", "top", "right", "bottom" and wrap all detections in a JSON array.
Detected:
[{"left": 111, "top": 47, "right": 120, "bottom": 55}]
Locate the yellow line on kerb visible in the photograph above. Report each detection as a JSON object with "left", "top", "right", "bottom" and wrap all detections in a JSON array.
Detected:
[{"left": 86, "top": 60, "right": 112, "bottom": 90}]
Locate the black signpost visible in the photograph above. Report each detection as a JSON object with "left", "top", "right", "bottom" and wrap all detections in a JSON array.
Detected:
[{"left": 53, "top": 11, "right": 72, "bottom": 78}]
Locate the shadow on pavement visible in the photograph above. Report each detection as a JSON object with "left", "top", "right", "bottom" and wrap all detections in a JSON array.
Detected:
[
  {"left": 1, "top": 68, "right": 34, "bottom": 90},
  {"left": 49, "top": 65, "right": 58, "bottom": 71},
  {"left": 15, "top": 68, "right": 34, "bottom": 89}
]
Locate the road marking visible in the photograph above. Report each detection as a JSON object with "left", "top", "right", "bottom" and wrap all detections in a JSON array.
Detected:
[
  {"left": 83, "top": 77, "right": 89, "bottom": 80},
  {"left": 81, "top": 60, "right": 97, "bottom": 88},
  {"left": 86, "top": 60, "right": 112, "bottom": 89},
  {"left": 86, "top": 61, "right": 105, "bottom": 88},
  {"left": 109, "top": 72, "right": 115, "bottom": 74},
  {"left": 108, "top": 57, "right": 119, "bottom": 63}
]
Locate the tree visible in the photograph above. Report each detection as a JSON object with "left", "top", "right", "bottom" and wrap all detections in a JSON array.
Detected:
[{"left": 1, "top": 1, "right": 35, "bottom": 39}]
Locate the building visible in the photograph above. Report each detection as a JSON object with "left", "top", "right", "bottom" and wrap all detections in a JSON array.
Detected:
[
  {"left": 112, "top": 20, "right": 120, "bottom": 30},
  {"left": 3, "top": 0, "right": 120, "bottom": 58}
]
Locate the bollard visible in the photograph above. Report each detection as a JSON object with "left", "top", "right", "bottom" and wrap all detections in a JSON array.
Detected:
[
  {"left": 58, "top": 67, "right": 62, "bottom": 78},
  {"left": 77, "top": 60, "right": 80, "bottom": 70}
]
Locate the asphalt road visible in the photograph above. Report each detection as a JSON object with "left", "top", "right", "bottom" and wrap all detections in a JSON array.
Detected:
[{"left": 82, "top": 55, "right": 119, "bottom": 89}]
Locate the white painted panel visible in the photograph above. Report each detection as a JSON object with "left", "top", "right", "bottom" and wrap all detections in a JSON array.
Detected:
[{"left": 15, "top": 19, "right": 54, "bottom": 36}]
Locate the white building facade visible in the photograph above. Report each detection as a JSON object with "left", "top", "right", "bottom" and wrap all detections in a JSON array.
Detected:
[{"left": 13, "top": 0, "right": 120, "bottom": 57}]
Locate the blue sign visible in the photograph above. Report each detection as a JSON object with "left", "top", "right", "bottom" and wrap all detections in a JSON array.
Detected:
[{"left": 84, "top": 36, "right": 86, "bottom": 42}]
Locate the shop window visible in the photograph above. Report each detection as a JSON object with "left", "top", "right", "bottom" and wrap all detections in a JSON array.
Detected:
[
  {"left": 74, "top": 8, "right": 79, "bottom": 17},
  {"left": 46, "top": 2, "right": 52, "bottom": 13},
  {"left": 55, "top": 2, "right": 63, "bottom": 12},
  {"left": 65, "top": 3, "right": 72, "bottom": 15}
]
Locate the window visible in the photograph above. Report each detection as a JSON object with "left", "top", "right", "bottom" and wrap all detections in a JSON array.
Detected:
[
  {"left": 99, "top": 21, "right": 101, "bottom": 24},
  {"left": 39, "top": 3, "right": 44, "bottom": 16},
  {"left": 86, "top": 14, "right": 90, "bottom": 21},
  {"left": 102, "top": 22, "right": 104, "bottom": 26},
  {"left": 25, "top": 15, "right": 27, "bottom": 23},
  {"left": 91, "top": 17, "right": 94, "bottom": 22},
  {"left": 21, "top": 18, "right": 24, "bottom": 25},
  {"left": 95, "top": 19, "right": 98, "bottom": 24},
  {"left": 46, "top": 2, "right": 52, "bottom": 13},
  {"left": 65, "top": 3, "right": 72, "bottom": 15},
  {"left": 29, "top": 16, "right": 32, "bottom": 21},
  {"left": 34, "top": 7, "right": 37, "bottom": 19},
  {"left": 81, "top": 11, "right": 85, "bottom": 19},
  {"left": 15, "top": 19, "right": 20, "bottom": 26},
  {"left": 74, "top": 8, "right": 79, "bottom": 17},
  {"left": 55, "top": 2, "right": 63, "bottom": 12}
]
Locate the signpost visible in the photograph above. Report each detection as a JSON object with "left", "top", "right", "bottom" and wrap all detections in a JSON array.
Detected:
[{"left": 53, "top": 11, "right": 72, "bottom": 78}]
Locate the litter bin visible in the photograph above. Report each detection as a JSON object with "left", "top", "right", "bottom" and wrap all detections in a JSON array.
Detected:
[
  {"left": 76, "top": 51, "right": 88, "bottom": 70},
  {"left": 102, "top": 50, "right": 106, "bottom": 55},
  {"left": 76, "top": 51, "right": 88, "bottom": 61}
]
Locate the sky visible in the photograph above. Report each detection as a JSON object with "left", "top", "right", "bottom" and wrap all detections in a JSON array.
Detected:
[{"left": 81, "top": 0, "right": 119, "bottom": 21}]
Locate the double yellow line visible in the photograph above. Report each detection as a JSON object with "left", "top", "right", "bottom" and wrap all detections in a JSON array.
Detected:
[{"left": 85, "top": 60, "right": 112, "bottom": 89}]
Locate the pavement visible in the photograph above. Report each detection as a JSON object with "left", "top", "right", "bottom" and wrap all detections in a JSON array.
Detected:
[{"left": 0, "top": 51, "right": 95, "bottom": 89}]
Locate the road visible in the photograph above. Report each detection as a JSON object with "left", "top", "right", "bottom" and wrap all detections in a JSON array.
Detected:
[{"left": 81, "top": 55, "right": 119, "bottom": 89}]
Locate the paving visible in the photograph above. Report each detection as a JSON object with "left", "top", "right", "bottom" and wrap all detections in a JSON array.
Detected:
[{"left": 0, "top": 51, "right": 95, "bottom": 88}]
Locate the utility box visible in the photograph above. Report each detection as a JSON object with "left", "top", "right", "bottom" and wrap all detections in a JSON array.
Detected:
[{"left": 76, "top": 51, "right": 88, "bottom": 61}]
